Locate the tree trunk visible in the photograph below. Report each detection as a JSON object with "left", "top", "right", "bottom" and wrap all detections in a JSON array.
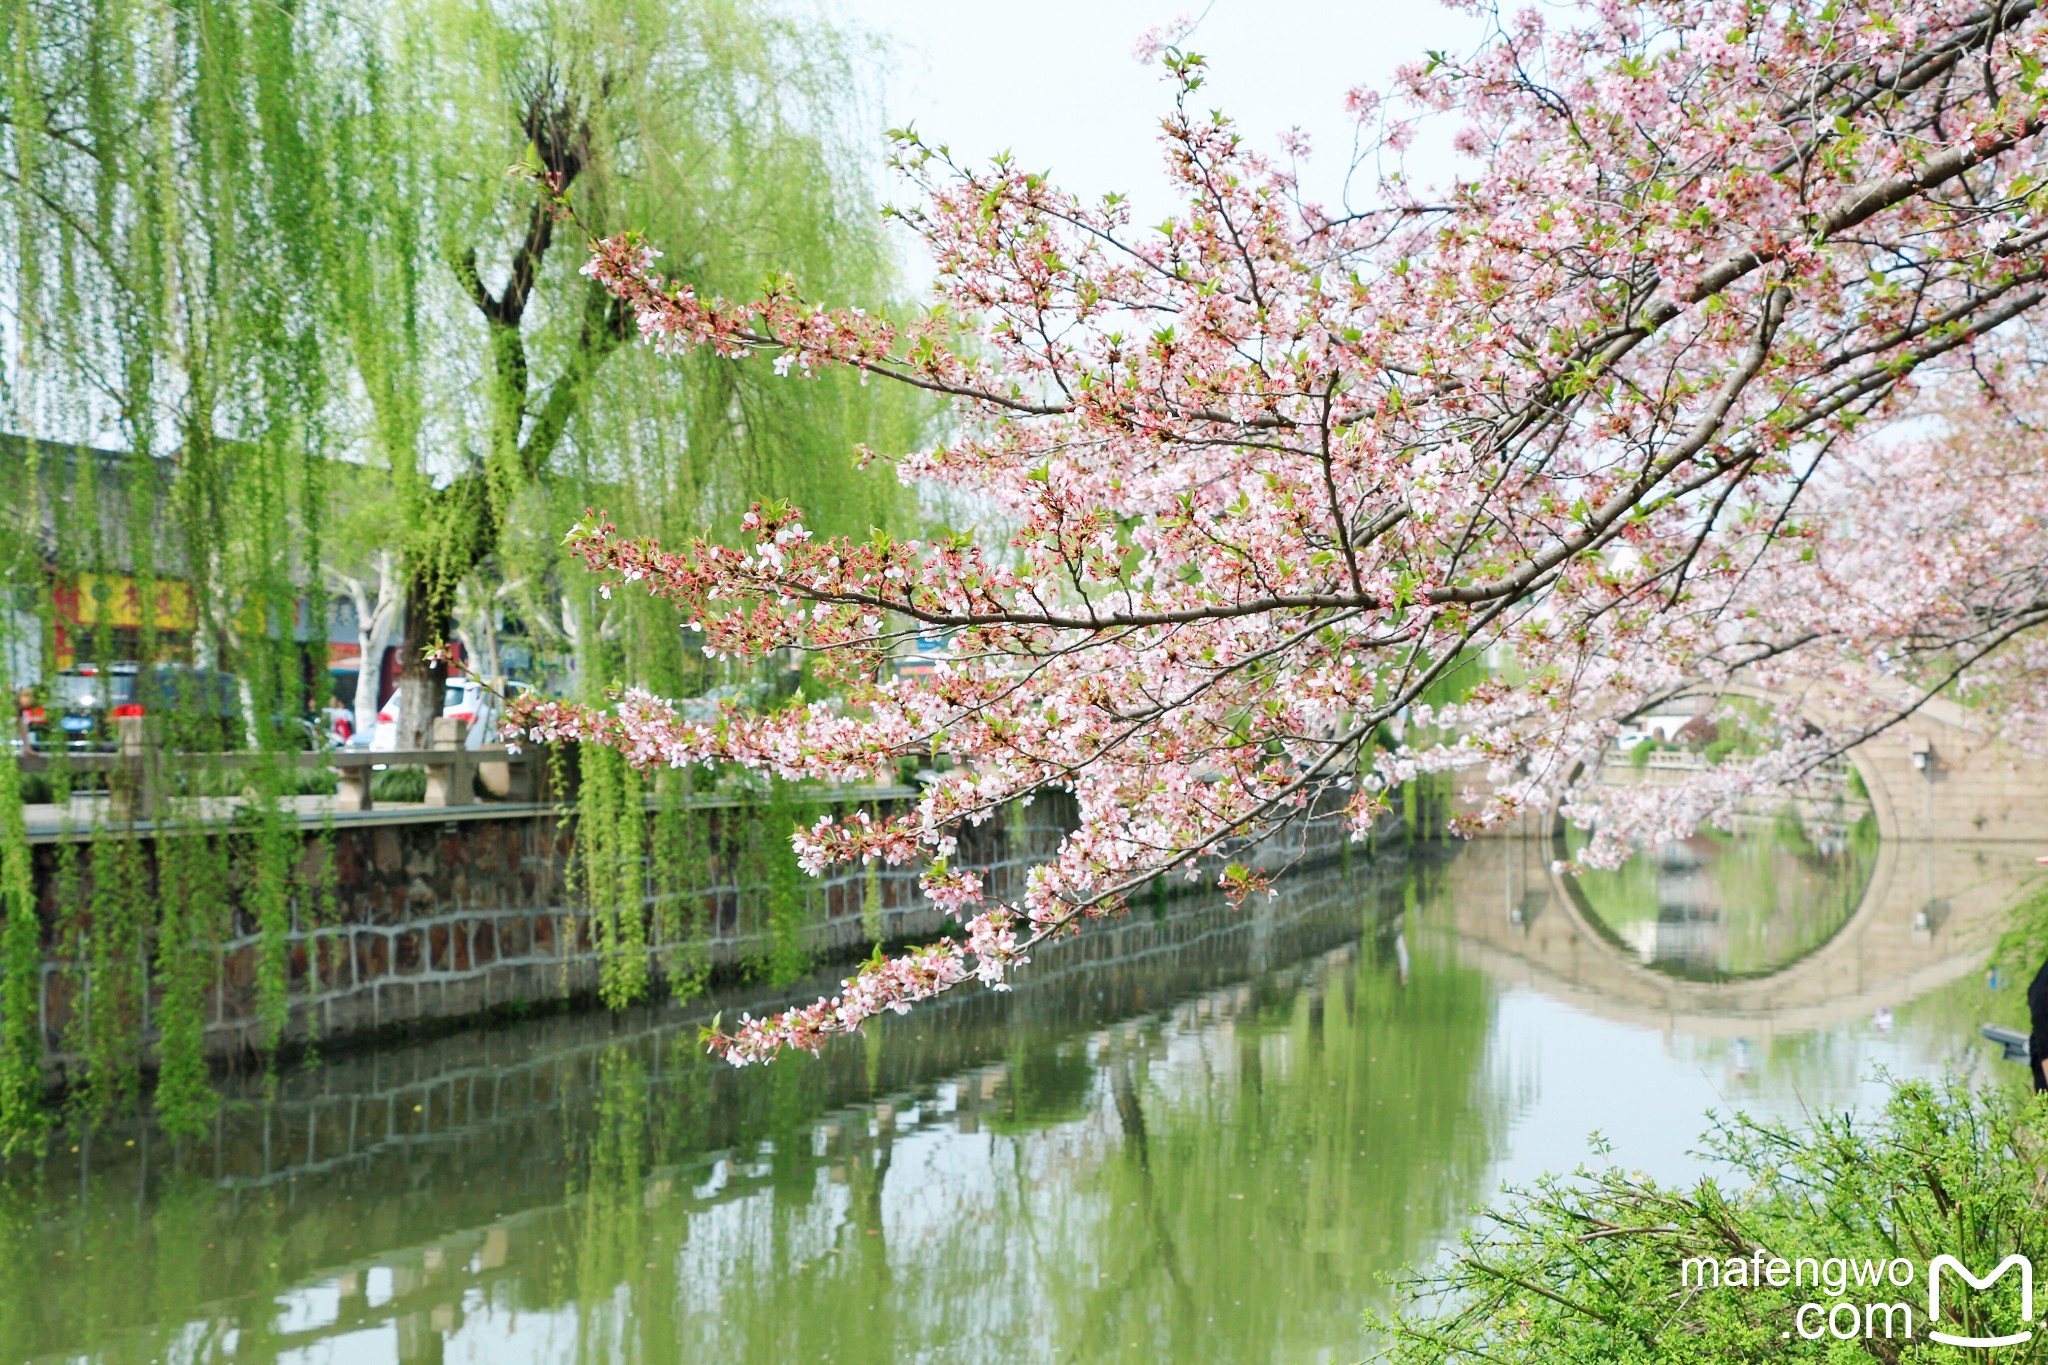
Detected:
[
  {"left": 351, "top": 622, "right": 386, "bottom": 742},
  {"left": 395, "top": 576, "right": 452, "bottom": 751},
  {"left": 344, "top": 564, "right": 400, "bottom": 743}
]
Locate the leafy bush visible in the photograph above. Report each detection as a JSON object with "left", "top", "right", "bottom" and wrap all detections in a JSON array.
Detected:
[
  {"left": 370, "top": 766, "right": 427, "bottom": 802},
  {"left": 1371, "top": 1077, "right": 2047, "bottom": 1361}
]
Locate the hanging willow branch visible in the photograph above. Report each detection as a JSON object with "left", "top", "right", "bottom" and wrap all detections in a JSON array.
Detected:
[{"left": 0, "top": 0, "right": 929, "bottom": 1135}]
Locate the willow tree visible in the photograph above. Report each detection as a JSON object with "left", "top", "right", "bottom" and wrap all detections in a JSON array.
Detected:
[
  {"left": 0, "top": 0, "right": 919, "bottom": 1137},
  {"left": 4, "top": 0, "right": 918, "bottom": 677},
  {"left": 313, "top": 0, "right": 925, "bottom": 739}
]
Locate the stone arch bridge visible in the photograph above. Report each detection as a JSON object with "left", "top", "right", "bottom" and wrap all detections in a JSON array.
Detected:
[
  {"left": 1453, "top": 678, "right": 2048, "bottom": 1034},
  {"left": 1448, "top": 832, "right": 2037, "bottom": 1039},
  {"left": 1698, "top": 679, "right": 2048, "bottom": 844}
]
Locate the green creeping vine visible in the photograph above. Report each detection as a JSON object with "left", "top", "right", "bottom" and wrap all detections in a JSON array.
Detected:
[
  {"left": 651, "top": 771, "right": 711, "bottom": 1005},
  {"left": 762, "top": 780, "right": 817, "bottom": 988},
  {"left": 80, "top": 823, "right": 148, "bottom": 1123},
  {"left": 152, "top": 811, "right": 223, "bottom": 1138},
  {"left": 302, "top": 818, "right": 338, "bottom": 1035},
  {"left": 0, "top": 752, "right": 45, "bottom": 1154},
  {"left": 46, "top": 762, "right": 78, "bottom": 1066},
  {"left": 862, "top": 853, "right": 884, "bottom": 948},
  {"left": 242, "top": 756, "right": 298, "bottom": 1058},
  {"left": 0, "top": 738, "right": 339, "bottom": 1143},
  {"left": 728, "top": 779, "right": 817, "bottom": 988},
  {"left": 580, "top": 756, "right": 821, "bottom": 1007},
  {"left": 578, "top": 742, "right": 651, "bottom": 1011}
]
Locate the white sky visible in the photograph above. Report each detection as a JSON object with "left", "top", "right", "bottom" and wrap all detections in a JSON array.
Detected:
[{"left": 820, "top": 0, "right": 1490, "bottom": 265}]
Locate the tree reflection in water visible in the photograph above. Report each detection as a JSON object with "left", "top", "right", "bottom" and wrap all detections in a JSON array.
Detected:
[
  {"left": 0, "top": 857, "right": 1530, "bottom": 1362},
  {"left": 1, "top": 830, "right": 2023, "bottom": 1362}
]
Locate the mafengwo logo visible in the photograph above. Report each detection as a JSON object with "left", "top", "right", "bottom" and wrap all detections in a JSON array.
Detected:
[
  {"left": 1680, "top": 1251, "right": 2035, "bottom": 1346},
  {"left": 1928, "top": 1255, "right": 2033, "bottom": 1349}
]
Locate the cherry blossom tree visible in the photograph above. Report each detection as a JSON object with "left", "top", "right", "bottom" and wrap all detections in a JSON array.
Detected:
[
  {"left": 509, "top": 0, "right": 2048, "bottom": 1061},
  {"left": 1553, "top": 381, "right": 2048, "bottom": 855}
]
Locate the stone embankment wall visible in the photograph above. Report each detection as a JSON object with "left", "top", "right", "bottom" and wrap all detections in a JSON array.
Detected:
[
  {"left": 20, "top": 852, "right": 1403, "bottom": 1364},
  {"left": 26, "top": 790, "right": 1073, "bottom": 1078},
  {"left": 61, "top": 850, "right": 1395, "bottom": 1198},
  {"left": 24, "top": 789, "right": 1365, "bottom": 1079}
]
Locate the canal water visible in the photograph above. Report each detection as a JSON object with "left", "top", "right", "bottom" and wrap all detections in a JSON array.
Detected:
[{"left": 3, "top": 832, "right": 2036, "bottom": 1364}]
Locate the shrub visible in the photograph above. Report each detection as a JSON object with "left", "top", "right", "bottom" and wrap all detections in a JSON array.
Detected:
[{"left": 1370, "top": 1076, "right": 2046, "bottom": 1362}]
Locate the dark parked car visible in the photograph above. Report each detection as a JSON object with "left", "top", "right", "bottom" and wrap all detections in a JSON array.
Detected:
[{"left": 27, "top": 664, "right": 242, "bottom": 751}]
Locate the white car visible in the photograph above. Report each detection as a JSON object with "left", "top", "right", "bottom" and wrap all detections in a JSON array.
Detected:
[{"left": 368, "top": 677, "right": 535, "bottom": 750}]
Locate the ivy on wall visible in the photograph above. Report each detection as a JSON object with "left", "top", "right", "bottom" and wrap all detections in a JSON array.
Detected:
[
  {"left": 651, "top": 773, "right": 711, "bottom": 1003},
  {"left": 578, "top": 742, "right": 650, "bottom": 1011},
  {"left": 0, "top": 754, "right": 44, "bottom": 1154},
  {"left": 579, "top": 762, "right": 822, "bottom": 1009}
]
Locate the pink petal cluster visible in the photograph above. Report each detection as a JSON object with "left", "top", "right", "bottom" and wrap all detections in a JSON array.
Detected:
[{"left": 716, "top": 941, "right": 973, "bottom": 1064}]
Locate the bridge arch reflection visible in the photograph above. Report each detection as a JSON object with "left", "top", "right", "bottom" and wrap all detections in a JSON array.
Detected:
[{"left": 1445, "top": 837, "right": 2029, "bottom": 1039}]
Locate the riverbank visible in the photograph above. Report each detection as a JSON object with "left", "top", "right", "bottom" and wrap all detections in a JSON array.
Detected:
[
  {"left": 20, "top": 787, "right": 1386, "bottom": 1087},
  {"left": 1, "top": 849, "right": 1419, "bottom": 1362},
  {"left": 20, "top": 787, "right": 1056, "bottom": 1082}
]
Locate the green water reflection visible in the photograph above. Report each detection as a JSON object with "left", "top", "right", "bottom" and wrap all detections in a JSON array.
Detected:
[
  {"left": 0, "top": 859, "right": 1506, "bottom": 1364},
  {"left": 1563, "top": 812, "right": 1880, "bottom": 980},
  {"left": 3, "top": 829, "right": 2023, "bottom": 1365}
]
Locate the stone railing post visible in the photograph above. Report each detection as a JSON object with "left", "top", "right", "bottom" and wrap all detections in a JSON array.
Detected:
[
  {"left": 423, "top": 717, "right": 474, "bottom": 807},
  {"left": 336, "top": 756, "right": 374, "bottom": 812},
  {"left": 109, "top": 713, "right": 161, "bottom": 823},
  {"left": 476, "top": 743, "right": 535, "bottom": 802}
]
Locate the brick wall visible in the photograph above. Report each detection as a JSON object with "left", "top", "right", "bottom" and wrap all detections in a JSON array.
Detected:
[
  {"left": 65, "top": 849, "right": 1401, "bottom": 1198},
  {"left": 27, "top": 790, "right": 1083, "bottom": 1076},
  {"left": 27, "top": 785, "right": 1376, "bottom": 1081}
]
